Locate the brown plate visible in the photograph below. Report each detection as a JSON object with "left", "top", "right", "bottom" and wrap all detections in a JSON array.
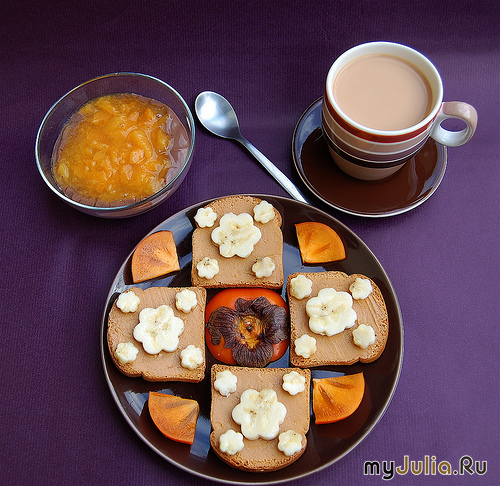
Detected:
[
  {"left": 292, "top": 99, "right": 447, "bottom": 217},
  {"left": 100, "top": 195, "right": 403, "bottom": 484}
]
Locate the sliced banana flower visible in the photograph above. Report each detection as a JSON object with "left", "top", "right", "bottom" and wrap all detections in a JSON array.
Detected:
[
  {"left": 133, "top": 305, "right": 184, "bottom": 354},
  {"left": 214, "top": 369, "right": 238, "bottom": 397},
  {"left": 294, "top": 333, "right": 317, "bottom": 358},
  {"left": 219, "top": 429, "right": 244, "bottom": 455},
  {"left": 278, "top": 430, "right": 303, "bottom": 456},
  {"left": 114, "top": 342, "right": 139, "bottom": 364},
  {"left": 180, "top": 344, "right": 204, "bottom": 370},
  {"left": 196, "top": 256, "right": 219, "bottom": 279},
  {"left": 282, "top": 371, "right": 306, "bottom": 395},
  {"left": 116, "top": 290, "right": 140, "bottom": 313},
  {"left": 252, "top": 256, "right": 275, "bottom": 278},
  {"left": 306, "top": 288, "right": 357, "bottom": 336},
  {"left": 352, "top": 324, "right": 376, "bottom": 349},
  {"left": 290, "top": 274, "right": 313, "bottom": 299},
  {"left": 232, "top": 388, "right": 286, "bottom": 440},
  {"left": 211, "top": 212, "right": 261, "bottom": 258},
  {"left": 175, "top": 288, "right": 198, "bottom": 313},
  {"left": 253, "top": 200, "right": 275, "bottom": 224},
  {"left": 194, "top": 206, "right": 217, "bottom": 228},
  {"left": 349, "top": 277, "right": 373, "bottom": 300}
]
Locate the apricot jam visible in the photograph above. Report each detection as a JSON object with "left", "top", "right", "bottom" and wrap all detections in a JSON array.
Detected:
[{"left": 53, "top": 94, "right": 189, "bottom": 206}]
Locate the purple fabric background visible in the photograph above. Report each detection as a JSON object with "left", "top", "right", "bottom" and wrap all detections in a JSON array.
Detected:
[{"left": 1, "top": 1, "right": 498, "bottom": 485}]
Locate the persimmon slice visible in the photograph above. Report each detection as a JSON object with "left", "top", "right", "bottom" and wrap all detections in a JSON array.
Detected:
[
  {"left": 131, "top": 231, "right": 180, "bottom": 283},
  {"left": 295, "top": 222, "right": 346, "bottom": 264},
  {"left": 148, "top": 392, "right": 199, "bottom": 444},
  {"left": 312, "top": 372, "right": 365, "bottom": 424}
]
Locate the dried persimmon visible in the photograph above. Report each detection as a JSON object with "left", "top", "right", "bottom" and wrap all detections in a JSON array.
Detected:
[
  {"left": 312, "top": 372, "right": 365, "bottom": 424},
  {"left": 295, "top": 222, "right": 346, "bottom": 264},
  {"left": 131, "top": 231, "right": 180, "bottom": 283},
  {"left": 148, "top": 392, "right": 199, "bottom": 444}
]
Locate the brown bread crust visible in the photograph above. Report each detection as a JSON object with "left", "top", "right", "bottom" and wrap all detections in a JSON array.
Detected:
[
  {"left": 210, "top": 365, "right": 310, "bottom": 472},
  {"left": 107, "top": 286, "right": 206, "bottom": 382},
  {"left": 191, "top": 195, "right": 284, "bottom": 289},
  {"left": 287, "top": 271, "right": 389, "bottom": 367}
]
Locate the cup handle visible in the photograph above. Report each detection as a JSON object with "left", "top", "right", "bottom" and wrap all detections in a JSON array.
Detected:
[{"left": 430, "top": 102, "right": 478, "bottom": 147}]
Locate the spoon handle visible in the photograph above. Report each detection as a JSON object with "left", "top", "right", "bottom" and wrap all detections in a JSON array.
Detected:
[{"left": 238, "top": 137, "right": 309, "bottom": 203}]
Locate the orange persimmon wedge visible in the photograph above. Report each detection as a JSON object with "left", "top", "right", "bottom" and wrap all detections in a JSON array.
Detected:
[
  {"left": 131, "top": 231, "right": 180, "bottom": 283},
  {"left": 148, "top": 392, "right": 199, "bottom": 444},
  {"left": 312, "top": 373, "right": 365, "bottom": 424},
  {"left": 295, "top": 222, "right": 346, "bottom": 264}
]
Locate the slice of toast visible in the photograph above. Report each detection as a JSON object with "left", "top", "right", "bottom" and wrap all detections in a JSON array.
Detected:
[
  {"left": 191, "top": 195, "right": 284, "bottom": 289},
  {"left": 210, "top": 365, "right": 310, "bottom": 472},
  {"left": 287, "top": 271, "right": 389, "bottom": 367},
  {"left": 107, "top": 286, "right": 206, "bottom": 382}
]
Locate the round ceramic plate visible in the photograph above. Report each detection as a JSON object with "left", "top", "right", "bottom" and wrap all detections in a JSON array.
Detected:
[
  {"left": 292, "top": 98, "right": 447, "bottom": 217},
  {"left": 100, "top": 195, "right": 404, "bottom": 484}
]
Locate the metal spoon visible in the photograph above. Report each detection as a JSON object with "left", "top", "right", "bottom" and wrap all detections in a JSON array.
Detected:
[{"left": 195, "top": 91, "right": 309, "bottom": 203}]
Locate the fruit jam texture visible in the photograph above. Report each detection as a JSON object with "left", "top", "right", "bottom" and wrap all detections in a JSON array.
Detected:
[{"left": 53, "top": 93, "right": 187, "bottom": 206}]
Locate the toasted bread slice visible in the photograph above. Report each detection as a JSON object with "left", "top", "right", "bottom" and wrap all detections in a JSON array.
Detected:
[
  {"left": 191, "top": 195, "right": 284, "bottom": 289},
  {"left": 107, "top": 286, "right": 206, "bottom": 382},
  {"left": 210, "top": 365, "right": 310, "bottom": 472},
  {"left": 287, "top": 271, "right": 388, "bottom": 367}
]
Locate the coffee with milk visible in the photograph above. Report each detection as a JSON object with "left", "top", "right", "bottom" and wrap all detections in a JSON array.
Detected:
[{"left": 332, "top": 53, "right": 433, "bottom": 131}]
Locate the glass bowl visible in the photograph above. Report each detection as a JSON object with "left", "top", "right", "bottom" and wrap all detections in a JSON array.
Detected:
[{"left": 35, "top": 73, "right": 195, "bottom": 218}]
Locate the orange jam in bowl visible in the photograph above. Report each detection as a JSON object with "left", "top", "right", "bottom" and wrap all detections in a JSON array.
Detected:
[{"left": 52, "top": 93, "right": 189, "bottom": 206}]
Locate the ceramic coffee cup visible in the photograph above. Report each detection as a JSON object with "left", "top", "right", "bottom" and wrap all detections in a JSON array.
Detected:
[{"left": 321, "top": 42, "right": 477, "bottom": 180}]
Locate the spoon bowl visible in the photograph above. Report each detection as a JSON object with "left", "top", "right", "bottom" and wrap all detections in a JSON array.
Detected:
[
  {"left": 195, "top": 91, "right": 242, "bottom": 140},
  {"left": 195, "top": 91, "right": 309, "bottom": 203}
]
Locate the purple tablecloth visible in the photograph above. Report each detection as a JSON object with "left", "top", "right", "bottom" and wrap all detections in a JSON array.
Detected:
[{"left": 1, "top": 1, "right": 498, "bottom": 485}]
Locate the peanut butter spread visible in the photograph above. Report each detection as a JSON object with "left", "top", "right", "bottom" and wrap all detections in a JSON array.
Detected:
[
  {"left": 191, "top": 196, "right": 284, "bottom": 289},
  {"left": 107, "top": 286, "right": 206, "bottom": 382},
  {"left": 288, "top": 271, "right": 389, "bottom": 366},
  {"left": 210, "top": 365, "right": 310, "bottom": 472}
]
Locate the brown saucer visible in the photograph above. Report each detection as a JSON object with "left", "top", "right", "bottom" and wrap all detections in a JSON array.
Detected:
[{"left": 292, "top": 99, "right": 447, "bottom": 217}]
